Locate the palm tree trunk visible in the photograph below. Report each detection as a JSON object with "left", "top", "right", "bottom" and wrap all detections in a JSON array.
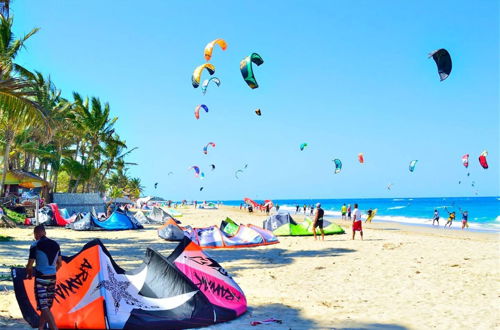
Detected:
[{"left": 1, "top": 130, "right": 14, "bottom": 197}]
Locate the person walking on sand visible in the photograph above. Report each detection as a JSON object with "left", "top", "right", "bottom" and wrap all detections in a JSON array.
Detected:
[
  {"left": 296, "top": 205, "right": 300, "bottom": 214},
  {"left": 432, "top": 209, "right": 440, "bottom": 226},
  {"left": 26, "top": 225, "right": 62, "bottom": 330},
  {"left": 347, "top": 204, "right": 352, "bottom": 220},
  {"left": 341, "top": 203, "right": 347, "bottom": 220},
  {"left": 460, "top": 209, "right": 469, "bottom": 229},
  {"left": 444, "top": 208, "right": 455, "bottom": 228},
  {"left": 313, "top": 203, "right": 325, "bottom": 240},
  {"left": 352, "top": 203, "right": 363, "bottom": 240}
]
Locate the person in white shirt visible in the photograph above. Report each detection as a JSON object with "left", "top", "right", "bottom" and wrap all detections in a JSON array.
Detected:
[{"left": 352, "top": 203, "right": 363, "bottom": 240}]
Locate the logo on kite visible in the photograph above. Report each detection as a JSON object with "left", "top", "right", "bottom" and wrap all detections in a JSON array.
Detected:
[
  {"left": 358, "top": 153, "right": 364, "bottom": 164},
  {"left": 203, "top": 142, "right": 216, "bottom": 155},
  {"left": 192, "top": 63, "right": 215, "bottom": 88},
  {"left": 204, "top": 39, "right": 227, "bottom": 61},
  {"left": 194, "top": 104, "right": 209, "bottom": 120},
  {"left": 478, "top": 150, "right": 488, "bottom": 169},
  {"left": 300, "top": 143, "right": 308, "bottom": 151},
  {"left": 189, "top": 166, "right": 201, "bottom": 177},
  {"left": 333, "top": 159, "right": 342, "bottom": 174},
  {"left": 429, "top": 48, "right": 452, "bottom": 81},
  {"left": 240, "top": 53, "right": 264, "bottom": 89},
  {"left": 255, "top": 109, "right": 261, "bottom": 116},
  {"left": 201, "top": 77, "right": 221, "bottom": 95},
  {"left": 409, "top": 160, "right": 418, "bottom": 172}
]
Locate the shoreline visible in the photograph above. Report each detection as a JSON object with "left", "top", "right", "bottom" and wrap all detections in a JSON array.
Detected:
[{"left": 1, "top": 206, "right": 499, "bottom": 329}]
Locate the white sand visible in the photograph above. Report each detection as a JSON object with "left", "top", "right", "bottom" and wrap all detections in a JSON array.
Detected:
[{"left": 1, "top": 206, "right": 499, "bottom": 329}]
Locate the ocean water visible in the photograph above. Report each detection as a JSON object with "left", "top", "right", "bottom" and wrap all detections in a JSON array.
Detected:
[{"left": 223, "top": 197, "right": 500, "bottom": 231}]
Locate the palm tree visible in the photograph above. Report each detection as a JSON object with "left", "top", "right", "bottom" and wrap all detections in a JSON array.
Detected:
[
  {"left": 126, "top": 177, "right": 144, "bottom": 199},
  {"left": 0, "top": 14, "right": 47, "bottom": 196}
]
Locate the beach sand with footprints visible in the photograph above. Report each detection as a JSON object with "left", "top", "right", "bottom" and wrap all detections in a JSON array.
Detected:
[{"left": 1, "top": 206, "right": 498, "bottom": 329}]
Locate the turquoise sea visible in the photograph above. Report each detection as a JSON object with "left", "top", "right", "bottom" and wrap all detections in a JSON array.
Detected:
[{"left": 223, "top": 197, "right": 500, "bottom": 231}]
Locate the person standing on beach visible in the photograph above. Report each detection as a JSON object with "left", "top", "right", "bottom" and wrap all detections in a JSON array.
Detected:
[
  {"left": 276, "top": 204, "right": 280, "bottom": 212},
  {"left": 296, "top": 205, "right": 300, "bottom": 214},
  {"left": 26, "top": 225, "right": 62, "bottom": 330},
  {"left": 265, "top": 204, "right": 270, "bottom": 215},
  {"left": 310, "top": 205, "right": 314, "bottom": 216},
  {"left": 432, "top": 209, "right": 440, "bottom": 226},
  {"left": 460, "top": 209, "right": 469, "bottom": 229},
  {"left": 313, "top": 203, "right": 325, "bottom": 240},
  {"left": 352, "top": 203, "right": 363, "bottom": 240},
  {"left": 444, "top": 208, "right": 455, "bottom": 228},
  {"left": 303, "top": 204, "right": 307, "bottom": 214},
  {"left": 347, "top": 204, "right": 352, "bottom": 220},
  {"left": 341, "top": 204, "right": 347, "bottom": 220}
]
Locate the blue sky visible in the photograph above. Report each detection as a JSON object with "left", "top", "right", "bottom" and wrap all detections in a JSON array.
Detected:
[{"left": 12, "top": 1, "right": 499, "bottom": 200}]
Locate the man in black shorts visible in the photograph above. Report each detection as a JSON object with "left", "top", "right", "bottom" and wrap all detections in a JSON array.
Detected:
[
  {"left": 26, "top": 225, "right": 62, "bottom": 330},
  {"left": 313, "top": 203, "right": 325, "bottom": 241}
]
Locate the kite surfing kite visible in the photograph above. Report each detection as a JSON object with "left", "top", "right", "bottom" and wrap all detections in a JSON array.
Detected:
[
  {"left": 429, "top": 48, "right": 452, "bottom": 81},
  {"left": 479, "top": 150, "right": 488, "bottom": 169},
  {"left": 12, "top": 238, "right": 247, "bottom": 329},
  {"left": 194, "top": 104, "right": 209, "bottom": 120},
  {"left": 154, "top": 182, "right": 158, "bottom": 189},
  {"left": 462, "top": 154, "right": 469, "bottom": 168},
  {"left": 300, "top": 143, "right": 308, "bottom": 151},
  {"left": 358, "top": 153, "right": 364, "bottom": 163},
  {"left": 203, "top": 142, "right": 216, "bottom": 155},
  {"left": 192, "top": 63, "right": 215, "bottom": 88},
  {"left": 333, "top": 159, "right": 342, "bottom": 174},
  {"left": 409, "top": 160, "right": 418, "bottom": 172},
  {"left": 167, "top": 171, "right": 173, "bottom": 176},
  {"left": 210, "top": 164, "right": 216, "bottom": 171},
  {"left": 200, "top": 187, "right": 204, "bottom": 191},
  {"left": 240, "top": 53, "right": 264, "bottom": 89},
  {"left": 255, "top": 109, "right": 261, "bottom": 116},
  {"left": 204, "top": 39, "right": 227, "bottom": 61},
  {"left": 189, "top": 165, "right": 200, "bottom": 177},
  {"left": 200, "top": 172, "right": 206, "bottom": 180},
  {"left": 387, "top": 183, "right": 394, "bottom": 190},
  {"left": 235, "top": 169, "right": 244, "bottom": 179},
  {"left": 201, "top": 77, "right": 221, "bottom": 95}
]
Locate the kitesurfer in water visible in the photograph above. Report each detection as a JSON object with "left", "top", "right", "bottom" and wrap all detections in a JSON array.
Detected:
[
  {"left": 352, "top": 203, "right": 363, "bottom": 240},
  {"left": 432, "top": 209, "right": 440, "bottom": 226},
  {"left": 26, "top": 225, "right": 62, "bottom": 330},
  {"left": 313, "top": 203, "right": 325, "bottom": 241}
]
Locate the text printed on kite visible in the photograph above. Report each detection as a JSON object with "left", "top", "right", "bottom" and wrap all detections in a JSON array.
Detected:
[
  {"left": 240, "top": 53, "right": 264, "bottom": 89},
  {"left": 192, "top": 63, "right": 215, "bottom": 88},
  {"left": 194, "top": 104, "right": 209, "bottom": 120}
]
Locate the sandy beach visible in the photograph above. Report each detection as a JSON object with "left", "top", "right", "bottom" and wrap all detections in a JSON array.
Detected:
[{"left": 1, "top": 206, "right": 499, "bottom": 329}]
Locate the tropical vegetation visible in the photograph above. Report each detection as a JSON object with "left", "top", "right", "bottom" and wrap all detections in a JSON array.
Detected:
[{"left": 0, "top": 4, "right": 143, "bottom": 199}]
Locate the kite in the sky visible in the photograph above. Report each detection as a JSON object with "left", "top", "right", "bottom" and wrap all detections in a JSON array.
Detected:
[
  {"left": 235, "top": 169, "right": 244, "bottom": 179},
  {"left": 204, "top": 39, "right": 227, "bottom": 61},
  {"left": 203, "top": 142, "right": 216, "bottom": 155},
  {"left": 154, "top": 182, "right": 158, "bottom": 189},
  {"left": 462, "top": 154, "right": 469, "bottom": 168},
  {"left": 189, "top": 166, "right": 200, "bottom": 177},
  {"left": 479, "top": 150, "right": 488, "bottom": 169},
  {"left": 200, "top": 172, "right": 205, "bottom": 180},
  {"left": 429, "top": 48, "right": 452, "bottom": 81},
  {"left": 240, "top": 53, "right": 264, "bottom": 89},
  {"left": 210, "top": 164, "right": 216, "bottom": 171},
  {"left": 200, "top": 187, "right": 204, "bottom": 191},
  {"left": 409, "top": 160, "right": 418, "bottom": 172},
  {"left": 194, "top": 104, "right": 209, "bottom": 120},
  {"left": 201, "top": 77, "right": 221, "bottom": 95},
  {"left": 192, "top": 63, "right": 215, "bottom": 88},
  {"left": 255, "top": 109, "right": 261, "bottom": 116},
  {"left": 387, "top": 183, "right": 394, "bottom": 190},
  {"left": 300, "top": 143, "right": 308, "bottom": 151},
  {"left": 358, "top": 153, "right": 364, "bottom": 164},
  {"left": 167, "top": 171, "right": 173, "bottom": 176},
  {"left": 333, "top": 159, "right": 342, "bottom": 174}
]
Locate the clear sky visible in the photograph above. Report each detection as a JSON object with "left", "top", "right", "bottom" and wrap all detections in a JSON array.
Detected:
[{"left": 12, "top": 1, "right": 499, "bottom": 200}]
